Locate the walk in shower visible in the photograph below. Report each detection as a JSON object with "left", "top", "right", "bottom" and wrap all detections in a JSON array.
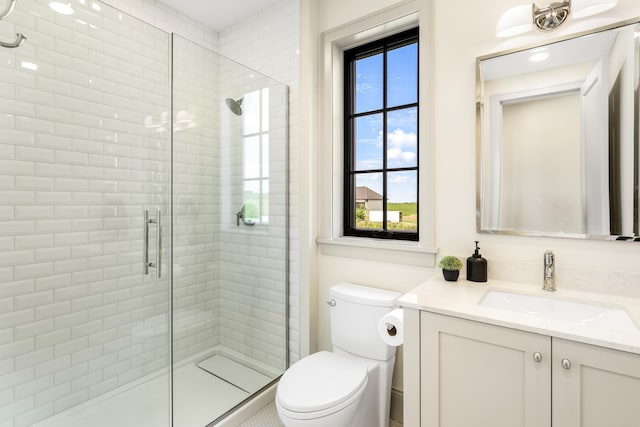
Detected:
[{"left": 0, "top": 1, "right": 289, "bottom": 426}]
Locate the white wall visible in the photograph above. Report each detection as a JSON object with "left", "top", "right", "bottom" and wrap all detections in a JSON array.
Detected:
[{"left": 306, "top": 0, "right": 640, "bottom": 407}]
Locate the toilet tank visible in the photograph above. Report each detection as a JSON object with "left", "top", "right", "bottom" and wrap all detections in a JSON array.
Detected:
[{"left": 329, "top": 283, "right": 401, "bottom": 361}]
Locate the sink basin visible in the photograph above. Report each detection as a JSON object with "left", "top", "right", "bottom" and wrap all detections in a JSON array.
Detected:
[{"left": 479, "top": 289, "right": 639, "bottom": 333}]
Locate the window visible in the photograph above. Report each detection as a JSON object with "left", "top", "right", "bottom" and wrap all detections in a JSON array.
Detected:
[
  {"left": 243, "top": 88, "right": 270, "bottom": 224},
  {"left": 344, "top": 28, "right": 419, "bottom": 241}
]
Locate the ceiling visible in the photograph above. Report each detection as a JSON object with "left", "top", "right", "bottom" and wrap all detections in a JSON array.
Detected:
[{"left": 157, "top": 0, "right": 278, "bottom": 32}]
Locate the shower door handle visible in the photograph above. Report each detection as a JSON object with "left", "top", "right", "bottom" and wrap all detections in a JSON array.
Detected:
[
  {"left": 143, "top": 209, "right": 162, "bottom": 278},
  {"left": 154, "top": 210, "right": 162, "bottom": 278}
]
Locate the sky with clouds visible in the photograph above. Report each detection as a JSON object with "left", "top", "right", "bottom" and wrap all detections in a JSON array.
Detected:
[{"left": 354, "top": 42, "right": 418, "bottom": 203}]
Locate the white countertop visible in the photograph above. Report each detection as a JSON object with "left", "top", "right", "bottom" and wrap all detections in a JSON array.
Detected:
[{"left": 399, "top": 275, "right": 640, "bottom": 355}]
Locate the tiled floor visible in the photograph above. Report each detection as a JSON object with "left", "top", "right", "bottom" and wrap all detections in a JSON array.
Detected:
[
  {"left": 238, "top": 402, "right": 282, "bottom": 427},
  {"left": 240, "top": 402, "right": 403, "bottom": 426}
]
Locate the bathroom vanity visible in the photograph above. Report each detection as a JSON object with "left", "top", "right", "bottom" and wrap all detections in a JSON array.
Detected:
[{"left": 399, "top": 277, "right": 640, "bottom": 427}]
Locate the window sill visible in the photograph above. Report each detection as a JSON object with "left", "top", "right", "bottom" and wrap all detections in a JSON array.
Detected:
[{"left": 317, "top": 237, "right": 437, "bottom": 267}]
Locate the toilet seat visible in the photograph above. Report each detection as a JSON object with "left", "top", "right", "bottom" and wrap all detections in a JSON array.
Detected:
[{"left": 276, "top": 351, "right": 368, "bottom": 419}]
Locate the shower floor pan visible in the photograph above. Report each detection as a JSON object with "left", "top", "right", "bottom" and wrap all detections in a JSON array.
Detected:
[{"left": 33, "top": 350, "right": 276, "bottom": 427}]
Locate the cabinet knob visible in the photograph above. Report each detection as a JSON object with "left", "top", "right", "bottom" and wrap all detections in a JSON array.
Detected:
[
  {"left": 561, "top": 358, "right": 572, "bottom": 370},
  {"left": 533, "top": 352, "right": 542, "bottom": 363}
]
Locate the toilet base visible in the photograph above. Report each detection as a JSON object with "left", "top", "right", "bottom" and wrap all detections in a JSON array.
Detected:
[
  {"left": 276, "top": 351, "right": 396, "bottom": 427},
  {"left": 275, "top": 384, "right": 365, "bottom": 427},
  {"left": 335, "top": 349, "right": 396, "bottom": 427}
]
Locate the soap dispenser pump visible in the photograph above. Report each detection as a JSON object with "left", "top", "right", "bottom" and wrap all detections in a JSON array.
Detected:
[{"left": 467, "top": 241, "right": 487, "bottom": 282}]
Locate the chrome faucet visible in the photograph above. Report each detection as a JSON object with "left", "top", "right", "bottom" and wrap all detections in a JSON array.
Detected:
[
  {"left": 236, "top": 205, "right": 245, "bottom": 227},
  {"left": 542, "top": 250, "right": 555, "bottom": 292},
  {"left": 235, "top": 205, "right": 256, "bottom": 227}
]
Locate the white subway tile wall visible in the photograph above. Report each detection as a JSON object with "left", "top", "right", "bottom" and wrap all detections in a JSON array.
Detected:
[
  {"left": 215, "top": 62, "right": 289, "bottom": 369},
  {"left": 0, "top": 1, "right": 173, "bottom": 425},
  {"left": 171, "top": 35, "right": 220, "bottom": 363},
  {"left": 101, "top": 0, "right": 218, "bottom": 52},
  {"left": 219, "top": 0, "right": 300, "bottom": 365},
  {"left": 1, "top": 0, "right": 296, "bottom": 425}
]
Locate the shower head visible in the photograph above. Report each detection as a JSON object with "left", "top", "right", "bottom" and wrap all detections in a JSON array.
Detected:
[{"left": 225, "top": 97, "right": 243, "bottom": 116}]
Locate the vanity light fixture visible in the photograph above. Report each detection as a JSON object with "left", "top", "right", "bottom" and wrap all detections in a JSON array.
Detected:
[
  {"left": 572, "top": 0, "right": 617, "bottom": 19},
  {"left": 496, "top": 5, "right": 532, "bottom": 37},
  {"left": 533, "top": 1, "right": 570, "bottom": 32},
  {"left": 497, "top": 0, "right": 617, "bottom": 37}
]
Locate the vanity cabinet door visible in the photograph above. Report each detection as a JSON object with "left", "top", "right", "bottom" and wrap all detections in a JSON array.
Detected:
[
  {"left": 552, "top": 338, "right": 640, "bottom": 427},
  {"left": 420, "top": 312, "right": 551, "bottom": 427}
]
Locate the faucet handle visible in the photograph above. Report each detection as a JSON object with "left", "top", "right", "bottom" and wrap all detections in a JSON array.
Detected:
[
  {"left": 544, "top": 250, "right": 554, "bottom": 262},
  {"left": 542, "top": 250, "right": 556, "bottom": 291},
  {"left": 236, "top": 205, "right": 245, "bottom": 227}
]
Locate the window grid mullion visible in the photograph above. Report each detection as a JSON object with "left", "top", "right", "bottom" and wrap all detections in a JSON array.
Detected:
[
  {"left": 353, "top": 166, "right": 418, "bottom": 175},
  {"left": 382, "top": 44, "right": 388, "bottom": 232},
  {"left": 352, "top": 102, "right": 418, "bottom": 119},
  {"left": 346, "top": 57, "right": 356, "bottom": 232}
]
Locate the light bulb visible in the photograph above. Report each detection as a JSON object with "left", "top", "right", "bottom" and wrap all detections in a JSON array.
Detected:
[{"left": 497, "top": 5, "right": 532, "bottom": 38}]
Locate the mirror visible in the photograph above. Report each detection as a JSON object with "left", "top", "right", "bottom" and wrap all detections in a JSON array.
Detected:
[{"left": 477, "top": 19, "right": 640, "bottom": 240}]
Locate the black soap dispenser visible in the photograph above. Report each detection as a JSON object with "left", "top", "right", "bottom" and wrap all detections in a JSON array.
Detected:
[{"left": 467, "top": 241, "right": 487, "bottom": 282}]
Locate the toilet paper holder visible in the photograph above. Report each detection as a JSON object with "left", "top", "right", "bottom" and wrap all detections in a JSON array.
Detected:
[
  {"left": 378, "top": 308, "right": 404, "bottom": 347},
  {"left": 385, "top": 323, "right": 397, "bottom": 337}
]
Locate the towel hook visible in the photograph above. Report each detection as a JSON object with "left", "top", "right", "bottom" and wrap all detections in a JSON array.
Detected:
[
  {"left": 0, "top": 0, "right": 16, "bottom": 20},
  {"left": 0, "top": 0, "right": 25, "bottom": 48},
  {"left": 0, "top": 32, "right": 24, "bottom": 48}
]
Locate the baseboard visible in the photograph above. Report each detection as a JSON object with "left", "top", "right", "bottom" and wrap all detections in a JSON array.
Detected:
[{"left": 390, "top": 387, "right": 403, "bottom": 424}]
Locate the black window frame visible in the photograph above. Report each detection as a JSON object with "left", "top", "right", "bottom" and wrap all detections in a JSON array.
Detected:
[{"left": 343, "top": 27, "right": 419, "bottom": 241}]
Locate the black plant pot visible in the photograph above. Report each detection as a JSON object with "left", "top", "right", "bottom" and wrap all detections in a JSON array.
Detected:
[{"left": 442, "top": 269, "right": 460, "bottom": 282}]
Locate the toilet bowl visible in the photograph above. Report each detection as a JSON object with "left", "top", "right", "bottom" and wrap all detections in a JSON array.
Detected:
[
  {"left": 276, "top": 352, "right": 368, "bottom": 426},
  {"left": 275, "top": 283, "right": 401, "bottom": 427}
]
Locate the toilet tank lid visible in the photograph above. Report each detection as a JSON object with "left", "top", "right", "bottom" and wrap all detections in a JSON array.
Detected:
[{"left": 330, "top": 283, "right": 401, "bottom": 307}]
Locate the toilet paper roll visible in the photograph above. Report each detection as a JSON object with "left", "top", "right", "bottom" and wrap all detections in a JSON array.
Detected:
[{"left": 377, "top": 308, "right": 404, "bottom": 347}]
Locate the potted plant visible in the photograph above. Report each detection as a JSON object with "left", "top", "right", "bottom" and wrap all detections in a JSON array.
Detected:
[{"left": 438, "top": 256, "right": 463, "bottom": 282}]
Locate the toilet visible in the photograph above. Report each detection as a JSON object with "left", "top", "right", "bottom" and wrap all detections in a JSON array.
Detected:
[{"left": 276, "top": 283, "right": 401, "bottom": 427}]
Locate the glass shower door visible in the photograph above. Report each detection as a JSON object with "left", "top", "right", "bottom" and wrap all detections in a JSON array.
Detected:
[
  {"left": 171, "top": 35, "right": 289, "bottom": 426},
  {"left": 0, "top": 1, "right": 171, "bottom": 426}
]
